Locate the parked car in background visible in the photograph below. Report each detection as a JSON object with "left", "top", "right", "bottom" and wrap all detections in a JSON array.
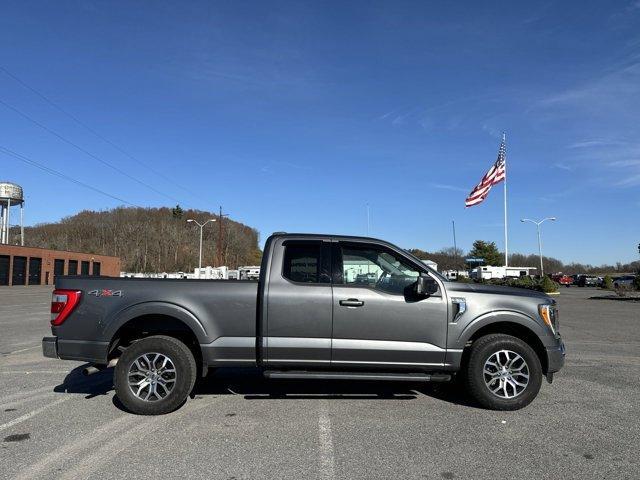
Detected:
[
  {"left": 613, "top": 275, "right": 636, "bottom": 289},
  {"left": 577, "top": 275, "right": 598, "bottom": 287},
  {"left": 551, "top": 274, "right": 573, "bottom": 287}
]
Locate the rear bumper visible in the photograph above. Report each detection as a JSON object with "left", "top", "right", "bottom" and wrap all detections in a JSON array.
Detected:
[
  {"left": 41, "top": 336, "right": 109, "bottom": 364},
  {"left": 42, "top": 336, "right": 58, "bottom": 359},
  {"left": 546, "top": 341, "right": 566, "bottom": 373}
]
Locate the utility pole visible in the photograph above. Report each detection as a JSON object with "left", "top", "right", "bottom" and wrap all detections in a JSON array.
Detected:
[{"left": 217, "top": 206, "right": 229, "bottom": 267}]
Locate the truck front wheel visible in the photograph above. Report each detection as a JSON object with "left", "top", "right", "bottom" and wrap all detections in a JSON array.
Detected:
[
  {"left": 465, "top": 334, "right": 542, "bottom": 410},
  {"left": 114, "top": 335, "right": 197, "bottom": 415}
]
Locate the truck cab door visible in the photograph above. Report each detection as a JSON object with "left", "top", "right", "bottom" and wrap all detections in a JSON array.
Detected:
[
  {"left": 331, "top": 241, "right": 448, "bottom": 368},
  {"left": 262, "top": 238, "right": 333, "bottom": 367}
]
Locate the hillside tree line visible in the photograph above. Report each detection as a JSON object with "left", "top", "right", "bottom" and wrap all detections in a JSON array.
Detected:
[
  {"left": 408, "top": 240, "right": 640, "bottom": 275},
  {"left": 21, "top": 206, "right": 262, "bottom": 273}
]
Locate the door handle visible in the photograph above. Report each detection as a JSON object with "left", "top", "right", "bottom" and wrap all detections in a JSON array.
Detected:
[{"left": 339, "top": 298, "right": 364, "bottom": 307}]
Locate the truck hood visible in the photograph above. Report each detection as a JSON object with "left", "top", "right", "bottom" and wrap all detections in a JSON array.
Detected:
[{"left": 446, "top": 282, "right": 550, "bottom": 300}]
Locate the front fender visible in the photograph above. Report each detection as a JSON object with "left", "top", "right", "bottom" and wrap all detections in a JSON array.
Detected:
[
  {"left": 101, "top": 301, "right": 209, "bottom": 345},
  {"left": 451, "top": 310, "right": 547, "bottom": 350}
]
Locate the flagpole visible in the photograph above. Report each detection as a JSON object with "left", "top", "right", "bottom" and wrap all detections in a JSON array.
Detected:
[{"left": 503, "top": 132, "right": 509, "bottom": 268}]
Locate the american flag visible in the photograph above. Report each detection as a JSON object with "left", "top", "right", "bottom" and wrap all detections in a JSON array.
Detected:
[{"left": 465, "top": 137, "right": 506, "bottom": 207}]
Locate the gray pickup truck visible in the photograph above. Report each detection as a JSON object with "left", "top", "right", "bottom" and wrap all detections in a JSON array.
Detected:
[{"left": 43, "top": 233, "right": 564, "bottom": 415}]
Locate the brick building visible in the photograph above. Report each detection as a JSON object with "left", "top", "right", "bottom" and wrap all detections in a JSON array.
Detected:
[{"left": 0, "top": 245, "right": 120, "bottom": 286}]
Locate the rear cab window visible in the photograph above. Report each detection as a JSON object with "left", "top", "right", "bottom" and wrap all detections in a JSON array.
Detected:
[{"left": 282, "top": 241, "right": 331, "bottom": 284}]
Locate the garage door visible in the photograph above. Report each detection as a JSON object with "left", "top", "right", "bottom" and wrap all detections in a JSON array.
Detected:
[
  {"left": 54, "top": 259, "right": 65, "bottom": 278},
  {"left": 28, "top": 257, "right": 42, "bottom": 285},
  {"left": 0, "top": 255, "right": 9, "bottom": 286},
  {"left": 12, "top": 256, "right": 26, "bottom": 285}
]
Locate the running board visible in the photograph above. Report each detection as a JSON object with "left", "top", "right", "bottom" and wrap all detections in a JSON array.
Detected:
[{"left": 263, "top": 371, "right": 451, "bottom": 382}]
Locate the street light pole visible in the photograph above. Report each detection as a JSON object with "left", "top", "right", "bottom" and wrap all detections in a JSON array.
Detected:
[
  {"left": 187, "top": 218, "right": 216, "bottom": 270},
  {"left": 520, "top": 217, "right": 556, "bottom": 277}
]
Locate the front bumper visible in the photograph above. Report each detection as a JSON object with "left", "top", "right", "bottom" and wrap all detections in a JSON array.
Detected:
[
  {"left": 42, "top": 336, "right": 58, "bottom": 359},
  {"left": 546, "top": 341, "right": 565, "bottom": 373}
]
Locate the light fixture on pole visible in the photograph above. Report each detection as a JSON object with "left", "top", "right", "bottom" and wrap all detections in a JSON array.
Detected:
[
  {"left": 520, "top": 217, "right": 556, "bottom": 277},
  {"left": 187, "top": 218, "right": 216, "bottom": 270}
]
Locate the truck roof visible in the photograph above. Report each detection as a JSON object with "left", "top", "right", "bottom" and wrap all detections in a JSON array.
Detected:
[{"left": 269, "top": 232, "right": 389, "bottom": 243}]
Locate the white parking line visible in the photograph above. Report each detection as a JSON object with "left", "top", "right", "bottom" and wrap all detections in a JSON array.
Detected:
[
  {"left": 0, "top": 371, "right": 72, "bottom": 374},
  {"left": 318, "top": 400, "right": 336, "bottom": 480},
  {"left": 0, "top": 385, "right": 56, "bottom": 404},
  {"left": 0, "top": 396, "right": 70, "bottom": 432},
  {"left": 57, "top": 397, "right": 221, "bottom": 480},
  {"left": 0, "top": 391, "right": 58, "bottom": 411},
  {"left": 15, "top": 414, "right": 136, "bottom": 480},
  {"left": 1, "top": 344, "right": 41, "bottom": 355}
]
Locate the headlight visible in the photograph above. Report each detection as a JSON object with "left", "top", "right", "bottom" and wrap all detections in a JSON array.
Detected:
[{"left": 539, "top": 304, "right": 559, "bottom": 335}]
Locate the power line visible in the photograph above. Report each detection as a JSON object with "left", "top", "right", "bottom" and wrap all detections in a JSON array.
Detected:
[
  {"left": 0, "top": 145, "right": 140, "bottom": 207},
  {"left": 0, "top": 66, "right": 200, "bottom": 201},
  {"left": 0, "top": 96, "right": 189, "bottom": 207}
]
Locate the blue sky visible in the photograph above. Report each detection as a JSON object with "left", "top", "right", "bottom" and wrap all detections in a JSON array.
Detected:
[{"left": 1, "top": 1, "right": 639, "bottom": 265}]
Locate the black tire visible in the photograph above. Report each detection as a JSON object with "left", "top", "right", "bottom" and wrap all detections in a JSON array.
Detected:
[
  {"left": 464, "top": 334, "right": 542, "bottom": 411},
  {"left": 114, "top": 335, "right": 197, "bottom": 415}
]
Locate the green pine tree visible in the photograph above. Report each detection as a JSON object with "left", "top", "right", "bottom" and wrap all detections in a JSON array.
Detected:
[
  {"left": 468, "top": 240, "right": 503, "bottom": 266},
  {"left": 172, "top": 204, "right": 184, "bottom": 219}
]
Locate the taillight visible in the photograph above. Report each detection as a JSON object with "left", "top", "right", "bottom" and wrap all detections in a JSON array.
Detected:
[{"left": 51, "top": 289, "right": 82, "bottom": 326}]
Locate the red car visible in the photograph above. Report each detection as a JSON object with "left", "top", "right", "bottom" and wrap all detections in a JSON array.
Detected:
[{"left": 551, "top": 274, "right": 573, "bottom": 287}]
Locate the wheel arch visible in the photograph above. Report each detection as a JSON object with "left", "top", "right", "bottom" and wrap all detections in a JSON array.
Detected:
[
  {"left": 104, "top": 303, "right": 207, "bottom": 369},
  {"left": 457, "top": 314, "right": 549, "bottom": 374}
]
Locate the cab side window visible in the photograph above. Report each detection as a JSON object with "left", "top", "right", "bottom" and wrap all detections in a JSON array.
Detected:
[
  {"left": 341, "top": 244, "right": 423, "bottom": 295},
  {"left": 282, "top": 241, "right": 331, "bottom": 284}
]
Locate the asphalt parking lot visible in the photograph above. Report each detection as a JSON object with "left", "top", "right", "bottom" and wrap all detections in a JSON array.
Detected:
[{"left": 1, "top": 286, "right": 638, "bottom": 479}]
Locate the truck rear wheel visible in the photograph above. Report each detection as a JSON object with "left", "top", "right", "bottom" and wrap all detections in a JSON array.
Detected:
[
  {"left": 114, "top": 335, "right": 197, "bottom": 415},
  {"left": 465, "top": 334, "right": 542, "bottom": 410}
]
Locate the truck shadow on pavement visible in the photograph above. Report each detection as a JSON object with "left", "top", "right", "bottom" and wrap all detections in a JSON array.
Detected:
[
  {"left": 54, "top": 365, "right": 478, "bottom": 411},
  {"left": 53, "top": 364, "right": 114, "bottom": 399},
  {"left": 197, "top": 368, "right": 477, "bottom": 407}
]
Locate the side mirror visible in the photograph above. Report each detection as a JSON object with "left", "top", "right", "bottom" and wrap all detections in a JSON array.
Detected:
[{"left": 416, "top": 275, "right": 438, "bottom": 296}]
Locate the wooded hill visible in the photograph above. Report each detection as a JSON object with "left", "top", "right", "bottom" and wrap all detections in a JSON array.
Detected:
[{"left": 21, "top": 206, "right": 262, "bottom": 273}]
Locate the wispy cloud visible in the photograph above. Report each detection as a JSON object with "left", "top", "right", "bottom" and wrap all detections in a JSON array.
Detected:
[
  {"left": 538, "top": 61, "right": 640, "bottom": 112},
  {"left": 616, "top": 174, "right": 640, "bottom": 187},
  {"left": 377, "top": 92, "right": 507, "bottom": 133},
  {"left": 553, "top": 163, "right": 573, "bottom": 171},
  {"left": 429, "top": 183, "right": 469, "bottom": 193},
  {"left": 608, "top": 159, "right": 640, "bottom": 167},
  {"left": 534, "top": 55, "right": 640, "bottom": 189},
  {"left": 261, "top": 161, "right": 312, "bottom": 173},
  {"left": 566, "top": 140, "right": 623, "bottom": 149}
]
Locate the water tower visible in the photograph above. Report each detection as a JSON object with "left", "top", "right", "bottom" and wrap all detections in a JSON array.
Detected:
[{"left": 0, "top": 182, "right": 24, "bottom": 245}]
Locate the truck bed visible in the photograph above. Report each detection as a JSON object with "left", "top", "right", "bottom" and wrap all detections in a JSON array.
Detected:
[{"left": 52, "top": 276, "right": 259, "bottom": 365}]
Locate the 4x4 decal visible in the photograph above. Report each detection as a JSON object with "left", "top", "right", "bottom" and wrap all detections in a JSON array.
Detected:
[{"left": 88, "top": 289, "right": 123, "bottom": 297}]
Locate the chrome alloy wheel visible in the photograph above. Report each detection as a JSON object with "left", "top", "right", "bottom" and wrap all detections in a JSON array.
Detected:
[
  {"left": 128, "top": 353, "right": 177, "bottom": 402},
  {"left": 483, "top": 350, "right": 530, "bottom": 399}
]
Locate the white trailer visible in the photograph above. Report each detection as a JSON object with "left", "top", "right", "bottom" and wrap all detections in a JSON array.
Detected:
[
  {"left": 472, "top": 266, "right": 537, "bottom": 280},
  {"left": 239, "top": 266, "right": 260, "bottom": 281},
  {"left": 442, "top": 270, "right": 470, "bottom": 281}
]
